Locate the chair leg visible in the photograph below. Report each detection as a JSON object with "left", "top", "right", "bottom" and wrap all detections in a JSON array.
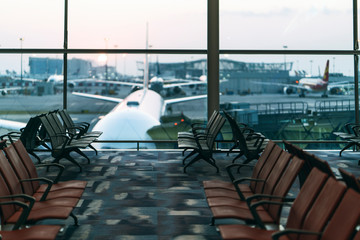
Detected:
[
  {"left": 182, "top": 150, "right": 196, "bottom": 165},
  {"left": 70, "top": 212, "right": 79, "bottom": 226},
  {"left": 184, "top": 154, "right": 219, "bottom": 173},
  {"left": 183, "top": 154, "right": 202, "bottom": 173},
  {"left": 339, "top": 142, "right": 355, "bottom": 156},
  {"left": 62, "top": 153, "right": 83, "bottom": 172},
  {"left": 88, "top": 144, "right": 98, "bottom": 156},
  {"left": 74, "top": 148, "right": 90, "bottom": 164},
  {"left": 232, "top": 151, "right": 244, "bottom": 163},
  {"left": 182, "top": 148, "right": 189, "bottom": 156},
  {"left": 227, "top": 143, "right": 237, "bottom": 156}
]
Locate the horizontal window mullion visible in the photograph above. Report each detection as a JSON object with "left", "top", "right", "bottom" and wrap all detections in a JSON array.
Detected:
[{"left": 0, "top": 49, "right": 358, "bottom": 56}]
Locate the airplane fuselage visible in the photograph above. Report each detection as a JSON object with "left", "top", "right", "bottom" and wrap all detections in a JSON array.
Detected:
[
  {"left": 299, "top": 78, "right": 328, "bottom": 92},
  {"left": 92, "top": 89, "right": 163, "bottom": 149}
]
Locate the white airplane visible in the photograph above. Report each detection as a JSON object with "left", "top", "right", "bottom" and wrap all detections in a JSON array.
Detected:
[{"left": 72, "top": 83, "right": 207, "bottom": 149}]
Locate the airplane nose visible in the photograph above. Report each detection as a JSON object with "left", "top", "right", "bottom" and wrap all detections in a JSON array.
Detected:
[{"left": 92, "top": 109, "right": 160, "bottom": 149}]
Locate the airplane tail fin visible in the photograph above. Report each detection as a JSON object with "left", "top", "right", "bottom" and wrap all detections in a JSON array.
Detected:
[{"left": 322, "top": 60, "right": 330, "bottom": 82}]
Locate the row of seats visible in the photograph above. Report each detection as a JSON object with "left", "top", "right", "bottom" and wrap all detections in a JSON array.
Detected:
[
  {"left": 1, "top": 109, "right": 102, "bottom": 172},
  {"left": 0, "top": 139, "right": 87, "bottom": 239},
  {"left": 177, "top": 110, "right": 268, "bottom": 173},
  {"left": 202, "top": 140, "right": 360, "bottom": 239}
]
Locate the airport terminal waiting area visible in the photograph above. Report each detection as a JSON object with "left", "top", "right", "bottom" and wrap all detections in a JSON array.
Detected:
[{"left": 0, "top": 137, "right": 359, "bottom": 239}]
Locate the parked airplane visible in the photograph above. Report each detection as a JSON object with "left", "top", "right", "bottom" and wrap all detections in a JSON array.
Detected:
[
  {"left": 72, "top": 86, "right": 206, "bottom": 149},
  {"left": 283, "top": 60, "right": 330, "bottom": 97},
  {"left": 254, "top": 60, "right": 350, "bottom": 97}
]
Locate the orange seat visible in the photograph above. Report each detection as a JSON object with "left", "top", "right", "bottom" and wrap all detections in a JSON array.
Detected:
[
  {"left": 218, "top": 169, "right": 352, "bottom": 240},
  {"left": 0, "top": 225, "right": 61, "bottom": 240},
  {"left": 210, "top": 155, "right": 304, "bottom": 227},
  {"left": 13, "top": 139, "right": 87, "bottom": 191}
]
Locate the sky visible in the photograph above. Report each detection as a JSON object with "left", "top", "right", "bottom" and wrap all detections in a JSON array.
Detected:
[{"left": 0, "top": 0, "right": 356, "bottom": 77}]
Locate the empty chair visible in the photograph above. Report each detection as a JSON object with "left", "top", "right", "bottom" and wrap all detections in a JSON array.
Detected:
[
  {"left": 0, "top": 194, "right": 61, "bottom": 240},
  {"left": 0, "top": 161, "right": 77, "bottom": 226},
  {"left": 223, "top": 110, "right": 268, "bottom": 164},
  {"left": 2, "top": 143, "right": 84, "bottom": 205},
  {"left": 0, "top": 225, "right": 61, "bottom": 240},
  {"left": 218, "top": 168, "right": 348, "bottom": 240},
  {"left": 202, "top": 140, "right": 277, "bottom": 192},
  {"left": 204, "top": 143, "right": 283, "bottom": 200},
  {"left": 1, "top": 116, "right": 49, "bottom": 163},
  {"left": 58, "top": 109, "right": 102, "bottom": 139},
  {"left": 209, "top": 155, "right": 304, "bottom": 227},
  {"left": 39, "top": 114, "right": 93, "bottom": 172},
  {"left": 178, "top": 112, "right": 226, "bottom": 173},
  {"left": 12, "top": 139, "right": 87, "bottom": 190}
]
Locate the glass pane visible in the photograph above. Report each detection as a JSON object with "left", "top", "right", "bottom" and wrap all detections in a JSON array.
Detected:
[
  {"left": 68, "top": 0, "right": 206, "bottom": 49},
  {"left": 0, "top": 54, "right": 63, "bottom": 135},
  {"left": 0, "top": 0, "right": 63, "bottom": 48},
  {"left": 67, "top": 54, "right": 207, "bottom": 149},
  {"left": 219, "top": 54, "right": 355, "bottom": 149},
  {"left": 220, "top": 0, "right": 353, "bottom": 50}
]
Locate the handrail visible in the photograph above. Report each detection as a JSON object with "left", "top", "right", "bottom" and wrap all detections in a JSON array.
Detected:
[{"left": 32, "top": 139, "right": 349, "bottom": 151}]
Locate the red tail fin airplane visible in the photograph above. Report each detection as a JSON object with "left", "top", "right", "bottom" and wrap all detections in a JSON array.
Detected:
[{"left": 285, "top": 59, "right": 330, "bottom": 97}]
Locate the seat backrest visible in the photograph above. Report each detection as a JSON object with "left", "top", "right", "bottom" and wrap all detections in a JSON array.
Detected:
[
  {"left": 265, "top": 156, "right": 304, "bottom": 225},
  {"left": 58, "top": 109, "right": 76, "bottom": 135},
  {"left": 246, "top": 141, "right": 276, "bottom": 182},
  {"left": 285, "top": 168, "right": 329, "bottom": 231},
  {"left": 251, "top": 144, "right": 283, "bottom": 193},
  {"left": 59, "top": 109, "right": 75, "bottom": 128},
  {"left": 338, "top": 168, "right": 360, "bottom": 192},
  {"left": 304, "top": 153, "right": 335, "bottom": 178},
  {"left": 298, "top": 177, "right": 347, "bottom": 240},
  {"left": 205, "top": 113, "right": 225, "bottom": 151},
  {"left": 260, "top": 150, "right": 293, "bottom": 197},
  {"left": 39, "top": 114, "right": 64, "bottom": 149},
  {"left": 283, "top": 140, "right": 323, "bottom": 187},
  {"left": 321, "top": 188, "right": 360, "bottom": 240},
  {"left": 0, "top": 151, "right": 25, "bottom": 198},
  {"left": 0, "top": 171, "right": 18, "bottom": 224},
  {"left": 223, "top": 111, "right": 250, "bottom": 154},
  {"left": 3, "top": 145, "right": 34, "bottom": 196},
  {"left": 12, "top": 140, "right": 40, "bottom": 192},
  {"left": 206, "top": 110, "right": 219, "bottom": 130},
  {"left": 47, "top": 111, "right": 67, "bottom": 135}
]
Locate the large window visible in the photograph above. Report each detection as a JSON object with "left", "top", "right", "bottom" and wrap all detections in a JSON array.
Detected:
[{"left": 0, "top": 0, "right": 358, "bottom": 149}]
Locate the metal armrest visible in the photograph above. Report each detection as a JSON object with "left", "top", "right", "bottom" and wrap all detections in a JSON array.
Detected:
[
  {"left": 0, "top": 199, "right": 33, "bottom": 230},
  {"left": 226, "top": 163, "right": 255, "bottom": 182},
  {"left": 272, "top": 229, "right": 322, "bottom": 240},
  {"left": 20, "top": 177, "right": 53, "bottom": 201},
  {"left": 35, "top": 163, "right": 65, "bottom": 183}
]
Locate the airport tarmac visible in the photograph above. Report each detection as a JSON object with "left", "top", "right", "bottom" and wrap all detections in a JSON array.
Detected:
[{"left": 0, "top": 92, "right": 354, "bottom": 136}]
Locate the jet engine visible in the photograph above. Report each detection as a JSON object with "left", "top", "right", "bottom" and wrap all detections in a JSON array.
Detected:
[
  {"left": 283, "top": 87, "right": 294, "bottom": 95},
  {"left": 329, "top": 87, "right": 342, "bottom": 95},
  {"left": 1, "top": 90, "right": 7, "bottom": 96},
  {"left": 68, "top": 81, "right": 76, "bottom": 89}
]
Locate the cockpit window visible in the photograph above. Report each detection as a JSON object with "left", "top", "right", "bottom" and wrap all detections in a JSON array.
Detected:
[{"left": 127, "top": 101, "right": 140, "bottom": 107}]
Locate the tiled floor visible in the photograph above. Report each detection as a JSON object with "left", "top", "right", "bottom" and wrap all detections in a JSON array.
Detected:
[{"left": 23, "top": 148, "right": 360, "bottom": 240}]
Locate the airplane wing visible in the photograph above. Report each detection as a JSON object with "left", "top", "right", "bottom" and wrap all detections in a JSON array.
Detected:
[
  {"left": 0, "top": 119, "right": 26, "bottom": 131},
  {"left": 164, "top": 94, "right": 207, "bottom": 106},
  {"left": 251, "top": 81, "right": 308, "bottom": 90},
  {"left": 13, "top": 77, "right": 44, "bottom": 83},
  {"left": 0, "top": 87, "right": 26, "bottom": 95},
  {"left": 72, "top": 92, "right": 123, "bottom": 103},
  {"left": 95, "top": 80, "right": 143, "bottom": 88},
  {"left": 163, "top": 81, "right": 206, "bottom": 89}
]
